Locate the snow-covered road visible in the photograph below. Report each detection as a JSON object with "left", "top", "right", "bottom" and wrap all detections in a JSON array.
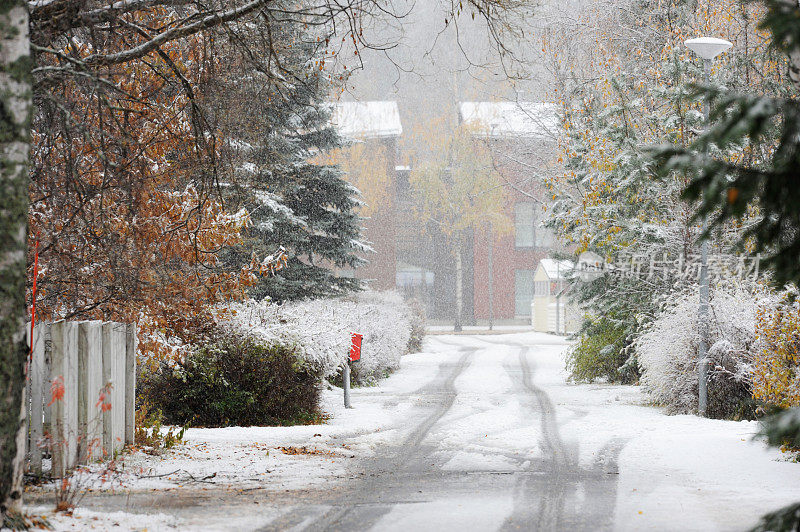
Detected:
[{"left": 29, "top": 332, "right": 800, "bottom": 531}]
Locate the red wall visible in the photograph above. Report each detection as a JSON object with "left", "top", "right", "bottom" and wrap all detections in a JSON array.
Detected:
[
  {"left": 473, "top": 222, "right": 548, "bottom": 320},
  {"left": 472, "top": 136, "right": 552, "bottom": 321},
  {"left": 354, "top": 136, "right": 398, "bottom": 291}
]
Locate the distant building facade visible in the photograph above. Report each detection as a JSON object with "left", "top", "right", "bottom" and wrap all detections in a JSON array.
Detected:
[
  {"left": 331, "top": 100, "right": 563, "bottom": 325},
  {"left": 332, "top": 101, "right": 402, "bottom": 290},
  {"left": 460, "top": 102, "right": 562, "bottom": 324}
]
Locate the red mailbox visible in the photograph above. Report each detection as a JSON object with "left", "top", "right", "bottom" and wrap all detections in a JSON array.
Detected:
[{"left": 349, "top": 333, "right": 363, "bottom": 362}]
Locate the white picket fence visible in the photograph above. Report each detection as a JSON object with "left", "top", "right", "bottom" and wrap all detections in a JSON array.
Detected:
[{"left": 27, "top": 320, "right": 137, "bottom": 477}]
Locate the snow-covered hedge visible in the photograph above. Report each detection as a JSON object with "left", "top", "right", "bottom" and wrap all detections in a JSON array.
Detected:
[
  {"left": 635, "top": 284, "right": 774, "bottom": 417},
  {"left": 221, "top": 290, "right": 414, "bottom": 384}
]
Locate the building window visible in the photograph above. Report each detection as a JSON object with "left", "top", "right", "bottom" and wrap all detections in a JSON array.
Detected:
[
  {"left": 535, "top": 280, "right": 550, "bottom": 297},
  {"left": 515, "top": 202, "right": 555, "bottom": 249},
  {"left": 515, "top": 203, "right": 535, "bottom": 248},
  {"left": 536, "top": 216, "right": 555, "bottom": 248},
  {"left": 515, "top": 269, "right": 536, "bottom": 317}
]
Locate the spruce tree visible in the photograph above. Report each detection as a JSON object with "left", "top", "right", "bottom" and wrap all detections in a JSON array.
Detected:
[
  {"left": 210, "top": 19, "right": 366, "bottom": 302},
  {"left": 652, "top": 4, "right": 800, "bottom": 526}
]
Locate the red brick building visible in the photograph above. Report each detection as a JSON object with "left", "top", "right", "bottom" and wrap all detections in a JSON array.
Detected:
[
  {"left": 332, "top": 100, "right": 561, "bottom": 325},
  {"left": 459, "top": 102, "right": 561, "bottom": 323},
  {"left": 332, "top": 101, "right": 402, "bottom": 290}
]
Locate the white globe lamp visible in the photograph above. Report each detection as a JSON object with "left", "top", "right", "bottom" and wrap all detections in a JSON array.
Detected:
[{"left": 684, "top": 37, "right": 732, "bottom": 60}]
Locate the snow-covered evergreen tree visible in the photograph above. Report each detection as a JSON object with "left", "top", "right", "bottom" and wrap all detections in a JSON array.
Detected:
[
  {"left": 543, "top": 0, "right": 777, "bottom": 382},
  {"left": 547, "top": 38, "right": 702, "bottom": 382},
  {"left": 209, "top": 19, "right": 367, "bottom": 301}
]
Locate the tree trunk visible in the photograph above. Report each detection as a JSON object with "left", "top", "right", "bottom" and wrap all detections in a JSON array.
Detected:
[
  {"left": 487, "top": 224, "right": 494, "bottom": 331},
  {"left": 454, "top": 241, "right": 463, "bottom": 332},
  {"left": 0, "top": 2, "right": 32, "bottom": 523}
]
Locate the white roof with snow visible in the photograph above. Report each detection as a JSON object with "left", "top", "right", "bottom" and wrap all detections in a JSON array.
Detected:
[
  {"left": 538, "top": 259, "right": 574, "bottom": 280},
  {"left": 333, "top": 101, "right": 402, "bottom": 139},
  {"left": 459, "top": 102, "right": 559, "bottom": 139}
]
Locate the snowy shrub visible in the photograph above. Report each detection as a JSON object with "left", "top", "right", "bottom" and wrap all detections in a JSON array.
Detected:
[
  {"left": 139, "top": 332, "right": 321, "bottom": 427},
  {"left": 706, "top": 339, "right": 755, "bottom": 420},
  {"left": 635, "top": 293, "right": 697, "bottom": 412},
  {"left": 566, "top": 315, "right": 635, "bottom": 384},
  {"left": 635, "top": 284, "right": 773, "bottom": 417},
  {"left": 222, "top": 290, "right": 414, "bottom": 385},
  {"left": 565, "top": 272, "right": 657, "bottom": 385}
]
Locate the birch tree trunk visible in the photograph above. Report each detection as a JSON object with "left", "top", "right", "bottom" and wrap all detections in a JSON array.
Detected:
[
  {"left": 0, "top": 2, "right": 31, "bottom": 523},
  {"left": 454, "top": 240, "right": 463, "bottom": 332}
]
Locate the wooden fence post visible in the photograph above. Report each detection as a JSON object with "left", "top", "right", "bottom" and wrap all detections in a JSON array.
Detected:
[
  {"left": 101, "top": 322, "right": 126, "bottom": 457},
  {"left": 124, "top": 322, "right": 136, "bottom": 445},
  {"left": 50, "top": 320, "right": 78, "bottom": 477},
  {"left": 78, "top": 321, "right": 103, "bottom": 461},
  {"left": 113, "top": 325, "right": 126, "bottom": 454},
  {"left": 26, "top": 322, "right": 47, "bottom": 475}
]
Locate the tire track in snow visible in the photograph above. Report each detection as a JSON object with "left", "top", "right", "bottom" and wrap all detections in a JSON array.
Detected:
[
  {"left": 402, "top": 347, "right": 475, "bottom": 452},
  {"left": 500, "top": 346, "right": 627, "bottom": 531},
  {"left": 499, "top": 346, "right": 572, "bottom": 530},
  {"left": 518, "top": 346, "right": 571, "bottom": 470},
  {"left": 267, "top": 346, "right": 476, "bottom": 532}
]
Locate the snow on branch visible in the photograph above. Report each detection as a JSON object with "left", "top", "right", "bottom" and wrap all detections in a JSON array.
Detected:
[
  {"left": 221, "top": 291, "right": 413, "bottom": 382},
  {"left": 259, "top": 247, "right": 289, "bottom": 276},
  {"left": 80, "top": 0, "right": 268, "bottom": 66}
]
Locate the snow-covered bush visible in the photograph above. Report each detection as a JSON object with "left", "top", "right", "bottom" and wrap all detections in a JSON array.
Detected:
[
  {"left": 566, "top": 315, "right": 634, "bottom": 384},
  {"left": 222, "top": 290, "right": 414, "bottom": 384},
  {"left": 337, "top": 290, "right": 414, "bottom": 382},
  {"left": 635, "top": 284, "right": 774, "bottom": 417}
]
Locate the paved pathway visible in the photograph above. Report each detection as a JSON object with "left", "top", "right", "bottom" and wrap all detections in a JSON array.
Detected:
[{"left": 264, "top": 336, "right": 625, "bottom": 531}]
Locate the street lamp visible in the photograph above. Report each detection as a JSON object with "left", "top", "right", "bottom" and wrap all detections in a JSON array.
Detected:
[{"left": 685, "top": 36, "right": 732, "bottom": 417}]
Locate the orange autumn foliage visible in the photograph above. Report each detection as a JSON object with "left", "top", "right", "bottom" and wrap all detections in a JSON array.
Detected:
[
  {"left": 753, "top": 304, "right": 800, "bottom": 409},
  {"left": 30, "top": 9, "right": 257, "bottom": 363}
]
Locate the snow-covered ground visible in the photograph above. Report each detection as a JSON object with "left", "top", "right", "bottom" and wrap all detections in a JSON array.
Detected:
[
  {"left": 436, "top": 333, "right": 800, "bottom": 530},
  {"left": 21, "top": 343, "right": 457, "bottom": 530},
  {"left": 22, "top": 332, "right": 800, "bottom": 531},
  {"left": 21, "top": 506, "right": 181, "bottom": 531},
  {"left": 426, "top": 324, "right": 535, "bottom": 332}
]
